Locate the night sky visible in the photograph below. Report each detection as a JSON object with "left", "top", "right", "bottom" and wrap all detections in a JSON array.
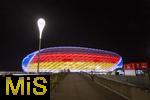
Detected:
[{"left": 0, "top": 0, "right": 150, "bottom": 71}]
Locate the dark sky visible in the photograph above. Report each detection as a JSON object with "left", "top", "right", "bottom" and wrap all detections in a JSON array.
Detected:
[{"left": 0, "top": 0, "right": 150, "bottom": 71}]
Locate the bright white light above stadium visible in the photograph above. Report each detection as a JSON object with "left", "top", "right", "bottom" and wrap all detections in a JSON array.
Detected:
[{"left": 37, "top": 18, "right": 46, "bottom": 39}]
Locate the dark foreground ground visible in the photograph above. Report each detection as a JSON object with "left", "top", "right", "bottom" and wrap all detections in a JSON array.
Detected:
[{"left": 51, "top": 73, "right": 127, "bottom": 100}]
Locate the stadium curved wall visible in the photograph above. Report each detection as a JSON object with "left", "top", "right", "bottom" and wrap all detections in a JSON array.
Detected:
[{"left": 22, "top": 46, "right": 123, "bottom": 73}]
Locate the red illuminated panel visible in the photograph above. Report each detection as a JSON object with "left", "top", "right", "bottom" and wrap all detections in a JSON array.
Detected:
[
  {"left": 137, "top": 63, "right": 148, "bottom": 70},
  {"left": 124, "top": 62, "right": 149, "bottom": 70},
  {"left": 31, "top": 53, "right": 119, "bottom": 63},
  {"left": 124, "top": 64, "right": 135, "bottom": 70}
]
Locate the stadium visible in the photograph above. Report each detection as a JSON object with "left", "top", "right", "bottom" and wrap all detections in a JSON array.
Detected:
[{"left": 22, "top": 46, "right": 123, "bottom": 73}]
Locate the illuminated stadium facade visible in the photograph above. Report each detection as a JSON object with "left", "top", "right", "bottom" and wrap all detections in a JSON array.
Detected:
[{"left": 22, "top": 47, "right": 123, "bottom": 73}]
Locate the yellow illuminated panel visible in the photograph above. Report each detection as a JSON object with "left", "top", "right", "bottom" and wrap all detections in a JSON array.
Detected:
[{"left": 28, "top": 62, "right": 116, "bottom": 72}]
